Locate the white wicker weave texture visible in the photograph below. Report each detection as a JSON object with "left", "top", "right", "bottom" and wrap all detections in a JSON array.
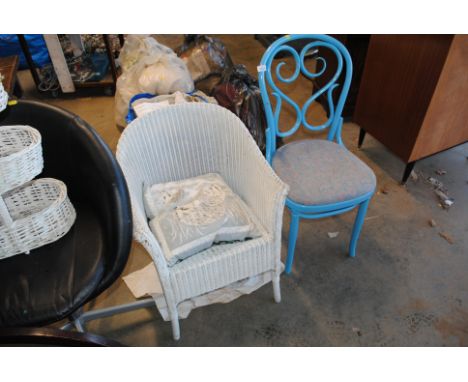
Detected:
[
  {"left": 0, "top": 125, "right": 76, "bottom": 260},
  {"left": 116, "top": 103, "right": 289, "bottom": 340},
  {"left": 0, "top": 178, "right": 76, "bottom": 259},
  {"left": 0, "top": 79, "right": 8, "bottom": 113},
  {"left": 0, "top": 125, "right": 43, "bottom": 194}
]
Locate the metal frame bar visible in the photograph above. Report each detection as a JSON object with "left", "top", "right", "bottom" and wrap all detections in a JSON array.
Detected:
[
  {"left": 103, "top": 34, "right": 118, "bottom": 86},
  {"left": 16, "top": 34, "right": 42, "bottom": 89},
  {"left": 60, "top": 298, "right": 156, "bottom": 332}
]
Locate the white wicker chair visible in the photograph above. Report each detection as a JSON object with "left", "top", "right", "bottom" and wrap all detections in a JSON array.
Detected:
[{"left": 116, "top": 103, "right": 288, "bottom": 340}]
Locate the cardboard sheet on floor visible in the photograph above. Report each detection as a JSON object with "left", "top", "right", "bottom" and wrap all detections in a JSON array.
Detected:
[{"left": 123, "top": 262, "right": 280, "bottom": 321}]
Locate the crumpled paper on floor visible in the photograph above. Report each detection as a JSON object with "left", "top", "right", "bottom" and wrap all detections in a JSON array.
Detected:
[
  {"left": 123, "top": 261, "right": 282, "bottom": 321},
  {"left": 122, "top": 262, "right": 163, "bottom": 297}
]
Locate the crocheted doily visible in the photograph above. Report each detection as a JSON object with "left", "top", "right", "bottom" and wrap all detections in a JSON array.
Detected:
[{"left": 176, "top": 183, "right": 226, "bottom": 226}]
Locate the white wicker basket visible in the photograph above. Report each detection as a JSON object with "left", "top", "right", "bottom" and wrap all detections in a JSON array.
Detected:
[
  {"left": 0, "top": 80, "right": 7, "bottom": 113},
  {"left": 0, "top": 125, "right": 43, "bottom": 194},
  {"left": 0, "top": 178, "right": 77, "bottom": 259}
]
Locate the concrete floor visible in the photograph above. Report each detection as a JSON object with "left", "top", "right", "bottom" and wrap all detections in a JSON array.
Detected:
[{"left": 16, "top": 35, "right": 468, "bottom": 346}]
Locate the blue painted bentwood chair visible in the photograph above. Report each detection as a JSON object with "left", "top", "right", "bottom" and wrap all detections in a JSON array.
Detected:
[{"left": 258, "top": 35, "right": 376, "bottom": 274}]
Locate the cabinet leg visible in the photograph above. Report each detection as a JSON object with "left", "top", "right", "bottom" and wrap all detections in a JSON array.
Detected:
[
  {"left": 401, "top": 161, "right": 416, "bottom": 184},
  {"left": 358, "top": 128, "right": 366, "bottom": 148}
]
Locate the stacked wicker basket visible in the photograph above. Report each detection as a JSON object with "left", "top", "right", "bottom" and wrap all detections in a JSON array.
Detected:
[
  {"left": 0, "top": 77, "right": 8, "bottom": 113},
  {"left": 0, "top": 125, "right": 76, "bottom": 259}
]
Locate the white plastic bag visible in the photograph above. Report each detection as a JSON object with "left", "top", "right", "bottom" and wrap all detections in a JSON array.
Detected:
[
  {"left": 118, "top": 34, "right": 174, "bottom": 73},
  {"left": 144, "top": 173, "right": 261, "bottom": 266},
  {"left": 115, "top": 67, "right": 141, "bottom": 126},
  {"left": 115, "top": 36, "right": 194, "bottom": 127},
  {"left": 138, "top": 54, "right": 192, "bottom": 95}
]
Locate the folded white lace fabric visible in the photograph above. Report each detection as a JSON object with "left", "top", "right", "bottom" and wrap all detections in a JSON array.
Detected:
[{"left": 144, "top": 173, "right": 261, "bottom": 266}]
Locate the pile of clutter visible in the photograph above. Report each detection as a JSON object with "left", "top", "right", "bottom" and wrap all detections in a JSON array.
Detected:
[
  {"left": 57, "top": 34, "right": 119, "bottom": 84},
  {"left": 115, "top": 35, "right": 268, "bottom": 153},
  {"left": 411, "top": 169, "right": 455, "bottom": 209},
  {"left": 37, "top": 35, "right": 122, "bottom": 92},
  {"left": 59, "top": 34, "right": 121, "bottom": 57}
]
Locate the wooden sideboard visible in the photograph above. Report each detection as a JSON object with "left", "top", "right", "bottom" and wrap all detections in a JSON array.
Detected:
[
  {"left": 354, "top": 35, "right": 468, "bottom": 183},
  {"left": 0, "top": 55, "right": 21, "bottom": 96}
]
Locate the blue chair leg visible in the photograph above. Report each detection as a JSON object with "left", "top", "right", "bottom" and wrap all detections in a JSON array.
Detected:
[
  {"left": 349, "top": 198, "right": 370, "bottom": 258},
  {"left": 285, "top": 212, "right": 300, "bottom": 274}
]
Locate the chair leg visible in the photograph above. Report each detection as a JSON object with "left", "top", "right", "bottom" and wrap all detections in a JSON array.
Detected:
[
  {"left": 285, "top": 213, "right": 300, "bottom": 274},
  {"left": 171, "top": 316, "right": 180, "bottom": 341},
  {"left": 168, "top": 303, "right": 180, "bottom": 341},
  {"left": 271, "top": 271, "right": 281, "bottom": 303},
  {"left": 349, "top": 198, "right": 370, "bottom": 258}
]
